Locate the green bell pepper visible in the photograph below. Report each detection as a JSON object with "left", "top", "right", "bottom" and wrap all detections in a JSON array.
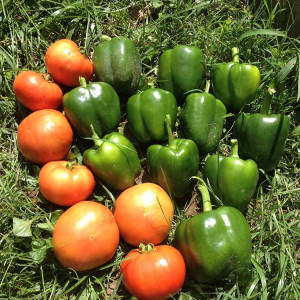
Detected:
[
  {"left": 63, "top": 77, "right": 121, "bottom": 137},
  {"left": 147, "top": 115, "right": 199, "bottom": 198},
  {"left": 83, "top": 126, "right": 141, "bottom": 191},
  {"left": 93, "top": 36, "right": 142, "bottom": 97},
  {"left": 212, "top": 47, "right": 261, "bottom": 112},
  {"left": 157, "top": 45, "right": 206, "bottom": 105},
  {"left": 127, "top": 88, "right": 177, "bottom": 144},
  {"left": 175, "top": 178, "right": 252, "bottom": 283},
  {"left": 234, "top": 83, "right": 290, "bottom": 171},
  {"left": 179, "top": 80, "right": 227, "bottom": 155},
  {"left": 203, "top": 139, "right": 259, "bottom": 212}
]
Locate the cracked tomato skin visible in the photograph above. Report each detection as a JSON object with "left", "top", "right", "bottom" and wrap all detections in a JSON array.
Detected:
[
  {"left": 114, "top": 183, "right": 174, "bottom": 247},
  {"left": 45, "top": 39, "right": 94, "bottom": 87},
  {"left": 17, "top": 109, "right": 73, "bottom": 165},
  {"left": 13, "top": 71, "right": 63, "bottom": 111},
  {"left": 52, "top": 201, "right": 119, "bottom": 271},
  {"left": 120, "top": 245, "right": 186, "bottom": 300},
  {"left": 39, "top": 161, "right": 95, "bottom": 206}
]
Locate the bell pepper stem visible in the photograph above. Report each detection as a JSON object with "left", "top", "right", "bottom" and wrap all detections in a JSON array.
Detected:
[
  {"left": 79, "top": 76, "right": 87, "bottom": 88},
  {"left": 101, "top": 35, "right": 112, "bottom": 42},
  {"left": 90, "top": 124, "right": 103, "bottom": 147},
  {"left": 165, "top": 114, "right": 176, "bottom": 149},
  {"left": 230, "top": 139, "right": 239, "bottom": 158},
  {"left": 260, "top": 80, "right": 276, "bottom": 115},
  {"left": 232, "top": 47, "right": 239, "bottom": 63},
  {"left": 204, "top": 80, "right": 210, "bottom": 93},
  {"left": 192, "top": 177, "right": 212, "bottom": 212}
]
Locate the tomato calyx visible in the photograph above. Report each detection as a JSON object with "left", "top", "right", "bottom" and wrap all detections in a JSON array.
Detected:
[
  {"left": 138, "top": 243, "right": 156, "bottom": 253},
  {"left": 64, "top": 161, "right": 75, "bottom": 170}
]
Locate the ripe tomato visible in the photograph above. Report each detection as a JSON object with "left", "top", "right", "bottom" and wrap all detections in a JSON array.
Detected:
[
  {"left": 45, "top": 39, "right": 94, "bottom": 87},
  {"left": 120, "top": 244, "right": 186, "bottom": 300},
  {"left": 39, "top": 161, "right": 95, "bottom": 206},
  {"left": 17, "top": 109, "right": 73, "bottom": 165},
  {"left": 13, "top": 71, "right": 63, "bottom": 111},
  {"left": 114, "top": 183, "right": 174, "bottom": 247},
  {"left": 52, "top": 201, "right": 119, "bottom": 271}
]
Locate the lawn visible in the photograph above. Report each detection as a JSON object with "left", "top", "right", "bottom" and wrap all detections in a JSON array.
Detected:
[{"left": 0, "top": 0, "right": 299, "bottom": 299}]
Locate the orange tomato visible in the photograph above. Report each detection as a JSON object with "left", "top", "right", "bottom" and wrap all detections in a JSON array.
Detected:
[
  {"left": 121, "top": 244, "right": 186, "bottom": 300},
  {"left": 45, "top": 39, "right": 94, "bottom": 87},
  {"left": 17, "top": 109, "right": 73, "bottom": 165},
  {"left": 114, "top": 183, "right": 174, "bottom": 247},
  {"left": 13, "top": 71, "right": 63, "bottom": 111},
  {"left": 52, "top": 201, "right": 119, "bottom": 271},
  {"left": 39, "top": 161, "right": 95, "bottom": 206}
]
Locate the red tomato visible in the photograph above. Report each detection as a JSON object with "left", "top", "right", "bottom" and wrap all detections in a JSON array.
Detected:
[
  {"left": 121, "top": 244, "right": 186, "bottom": 300},
  {"left": 114, "top": 183, "right": 174, "bottom": 247},
  {"left": 45, "top": 39, "right": 94, "bottom": 87},
  {"left": 39, "top": 161, "right": 95, "bottom": 206},
  {"left": 13, "top": 71, "right": 63, "bottom": 111},
  {"left": 17, "top": 109, "right": 73, "bottom": 165},
  {"left": 53, "top": 201, "right": 119, "bottom": 271}
]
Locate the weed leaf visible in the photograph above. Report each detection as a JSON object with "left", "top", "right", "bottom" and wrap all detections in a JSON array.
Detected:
[{"left": 12, "top": 217, "right": 33, "bottom": 237}]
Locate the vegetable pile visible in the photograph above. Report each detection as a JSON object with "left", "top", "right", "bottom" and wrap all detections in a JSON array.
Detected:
[{"left": 11, "top": 27, "right": 295, "bottom": 299}]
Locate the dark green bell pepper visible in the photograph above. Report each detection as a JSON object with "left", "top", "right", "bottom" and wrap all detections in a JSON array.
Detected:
[
  {"left": 63, "top": 77, "right": 121, "bottom": 137},
  {"left": 127, "top": 88, "right": 177, "bottom": 144},
  {"left": 147, "top": 115, "right": 199, "bottom": 198},
  {"left": 83, "top": 126, "right": 141, "bottom": 191},
  {"left": 93, "top": 36, "right": 142, "bottom": 97},
  {"left": 203, "top": 139, "right": 259, "bottom": 212},
  {"left": 157, "top": 45, "right": 206, "bottom": 105},
  {"left": 179, "top": 80, "right": 227, "bottom": 155},
  {"left": 234, "top": 84, "right": 290, "bottom": 171},
  {"left": 212, "top": 47, "right": 260, "bottom": 112},
  {"left": 175, "top": 178, "right": 252, "bottom": 283}
]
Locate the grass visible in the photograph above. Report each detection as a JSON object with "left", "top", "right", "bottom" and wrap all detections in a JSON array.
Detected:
[{"left": 1, "top": 0, "right": 299, "bottom": 299}]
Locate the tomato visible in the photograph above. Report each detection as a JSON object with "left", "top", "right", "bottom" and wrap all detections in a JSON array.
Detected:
[
  {"left": 120, "top": 244, "right": 186, "bottom": 300},
  {"left": 13, "top": 71, "right": 63, "bottom": 111},
  {"left": 114, "top": 183, "right": 174, "bottom": 247},
  {"left": 17, "top": 109, "right": 73, "bottom": 165},
  {"left": 45, "top": 39, "right": 94, "bottom": 87},
  {"left": 52, "top": 201, "right": 119, "bottom": 271},
  {"left": 39, "top": 161, "right": 95, "bottom": 206}
]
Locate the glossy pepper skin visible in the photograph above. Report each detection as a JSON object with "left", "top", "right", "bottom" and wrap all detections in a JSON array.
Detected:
[
  {"left": 234, "top": 85, "right": 290, "bottom": 171},
  {"left": 175, "top": 179, "right": 252, "bottom": 283},
  {"left": 180, "top": 80, "right": 227, "bottom": 155},
  {"left": 93, "top": 36, "right": 142, "bottom": 97},
  {"left": 212, "top": 47, "right": 260, "bottom": 112},
  {"left": 147, "top": 115, "right": 199, "bottom": 198},
  {"left": 203, "top": 139, "right": 259, "bottom": 212},
  {"left": 157, "top": 45, "right": 206, "bottom": 105},
  {"left": 83, "top": 127, "right": 141, "bottom": 191},
  {"left": 63, "top": 78, "right": 121, "bottom": 137},
  {"left": 127, "top": 88, "right": 177, "bottom": 144}
]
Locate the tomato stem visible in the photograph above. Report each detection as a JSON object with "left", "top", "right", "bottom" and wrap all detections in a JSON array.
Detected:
[
  {"left": 139, "top": 243, "right": 156, "bottom": 253},
  {"left": 65, "top": 162, "right": 75, "bottom": 170}
]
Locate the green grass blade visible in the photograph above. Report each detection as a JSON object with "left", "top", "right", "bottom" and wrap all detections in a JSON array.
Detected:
[{"left": 238, "top": 29, "right": 287, "bottom": 41}]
